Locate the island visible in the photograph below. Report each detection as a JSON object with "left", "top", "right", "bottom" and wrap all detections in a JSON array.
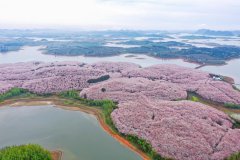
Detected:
[
  {"left": 0, "top": 61, "right": 240, "bottom": 160},
  {"left": 1, "top": 29, "right": 240, "bottom": 65}
]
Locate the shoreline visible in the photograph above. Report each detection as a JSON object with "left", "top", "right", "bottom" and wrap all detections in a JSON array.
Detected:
[
  {"left": 4, "top": 45, "right": 237, "bottom": 68},
  {"left": 51, "top": 150, "right": 63, "bottom": 160},
  {"left": 0, "top": 97, "right": 150, "bottom": 160}
]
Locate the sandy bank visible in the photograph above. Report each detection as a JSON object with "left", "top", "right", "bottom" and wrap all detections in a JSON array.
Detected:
[{"left": 0, "top": 97, "right": 150, "bottom": 160}]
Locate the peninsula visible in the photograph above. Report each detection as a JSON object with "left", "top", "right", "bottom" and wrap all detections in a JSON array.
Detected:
[{"left": 0, "top": 61, "right": 240, "bottom": 160}]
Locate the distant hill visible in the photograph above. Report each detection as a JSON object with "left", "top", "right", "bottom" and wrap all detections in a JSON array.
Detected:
[
  {"left": 233, "top": 31, "right": 240, "bottom": 37},
  {"left": 196, "top": 29, "right": 235, "bottom": 36}
]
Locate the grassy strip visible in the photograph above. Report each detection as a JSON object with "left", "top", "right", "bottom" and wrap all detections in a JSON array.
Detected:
[
  {"left": 87, "top": 75, "right": 110, "bottom": 84},
  {"left": 0, "top": 88, "right": 30, "bottom": 102},
  {"left": 224, "top": 103, "right": 240, "bottom": 109},
  {"left": 1, "top": 89, "right": 240, "bottom": 160},
  {"left": 225, "top": 152, "right": 240, "bottom": 160},
  {"left": 0, "top": 89, "right": 166, "bottom": 159},
  {"left": 189, "top": 95, "right": 200, "bottom": 102},
  {"left": 58, "top": 90, "right": 169, "bottom": 160},
  {"left": 125, "top": 135, "right": 169, "bottom": 160},
  {"left": 58, "top": 90, "right": 118, "bottom": 131},
  {"left": 188, "top": 91, "right": 240, "bottom": 109},
  {"left": 232, "top": 120, "right": 240, "bottom": 129},
  {"left": 187, "top": 92, "right": 206, "bottom": 104},
  {"left": 59, "top": 91, "right": 240, "bottom": 160},
  {"left": 0, "top": 144, "right": 52, "bottom": 160}
]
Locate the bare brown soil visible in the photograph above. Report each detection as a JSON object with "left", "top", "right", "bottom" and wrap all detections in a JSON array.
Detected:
[
  {"left": 51, "top": 150, "right": 63, "bottom": 160},
  {"left": 0, "top": 97, "right": 150, "bottom": 160}
]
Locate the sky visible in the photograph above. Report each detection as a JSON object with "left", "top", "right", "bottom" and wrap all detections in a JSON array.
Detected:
[{"left": 0, "top": 0, "right": 239, "bottom": 30}]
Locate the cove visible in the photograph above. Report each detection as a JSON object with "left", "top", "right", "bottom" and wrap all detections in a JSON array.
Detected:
[{"left": 0, "top": 105, "right": 142, "bottom": 160}]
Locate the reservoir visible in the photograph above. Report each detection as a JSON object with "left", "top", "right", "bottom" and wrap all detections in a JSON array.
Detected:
[
  {"left": 0, "top": 46, "right": 239, "bottom": 87},
  {"left": 0, "top": 46, "right": 198, "bottom": 68},
  {"left": 0, "top": 105, "right": 142, "bottom": 160}
]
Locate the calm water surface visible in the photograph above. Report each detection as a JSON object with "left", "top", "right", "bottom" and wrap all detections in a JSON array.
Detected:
[
  {"left": 0, "top": 46, "right": 239, "bottom": 85},
  {"left": 199, "top": 59, "right": 240, "bottom": 86},
  {"left": 0, "top": 105, "right": 142, "bottom": 160},
  {"left": 0, "top": 46, "right": 197, "bottom": 68}
]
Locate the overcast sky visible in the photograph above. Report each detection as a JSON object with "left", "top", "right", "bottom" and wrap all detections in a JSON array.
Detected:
[{"left": 0, "top": 0, "right": 239, "bottom": 30}]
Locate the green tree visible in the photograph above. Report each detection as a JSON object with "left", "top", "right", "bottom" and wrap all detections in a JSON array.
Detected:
[{"left": 0, "top": 144, "right": 52, "bottom": 160}]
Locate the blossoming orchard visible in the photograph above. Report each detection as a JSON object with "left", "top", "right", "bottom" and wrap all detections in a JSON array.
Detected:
[{"left": 1, "top": 61, "right": 240, "bottom": 160}]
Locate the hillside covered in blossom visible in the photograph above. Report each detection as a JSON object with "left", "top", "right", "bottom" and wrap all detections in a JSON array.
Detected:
[{"left": 0, "top": 61, "right": 240, "bottom": 160}]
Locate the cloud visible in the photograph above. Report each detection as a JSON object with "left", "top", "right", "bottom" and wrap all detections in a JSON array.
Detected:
[{"left": 0, "top": 0, "right": 239, "bottom": 30}]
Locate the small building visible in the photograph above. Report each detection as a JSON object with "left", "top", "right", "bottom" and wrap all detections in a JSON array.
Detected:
[{"left": 209, "top": 73, "right": 223, "bottom": 81}]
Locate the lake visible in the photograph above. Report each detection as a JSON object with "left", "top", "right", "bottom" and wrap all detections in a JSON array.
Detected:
[
  {"left": 199, "top": 59, "right": 240, "bottom": 87},
  {"left": 0, "top": 46, "right": 239, "bottom": 86},
  {"left": 0, "top": 105, "right": 142, "bottom": 160},
  {"left": 0, "top": 46, "right": 198, "bottom": 68}
]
